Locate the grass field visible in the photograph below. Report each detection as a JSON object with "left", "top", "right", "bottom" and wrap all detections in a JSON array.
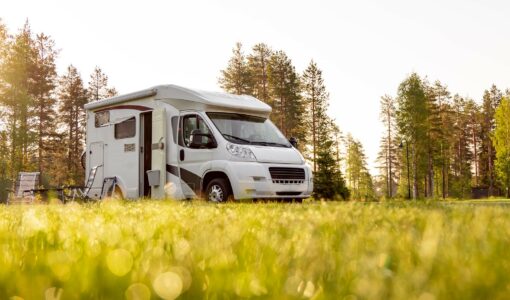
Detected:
[{"left": 1, "top": 200, "right": 510, "bottom": 299}]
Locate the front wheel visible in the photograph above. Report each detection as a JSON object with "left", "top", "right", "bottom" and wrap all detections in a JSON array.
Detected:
[{"left": 205, "top": 178, "right": 232, "bottom": 202}]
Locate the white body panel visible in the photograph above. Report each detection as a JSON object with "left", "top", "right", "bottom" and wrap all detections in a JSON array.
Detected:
[{"left": 84, "top": 85, "right": 313, "bottom": 200}]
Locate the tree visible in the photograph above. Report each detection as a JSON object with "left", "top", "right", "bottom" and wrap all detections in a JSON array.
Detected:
[
  {"left": 0, "top": 21, "right": 38, "bottom": 178},
  {"left": 301, "top": 60, "right": 328, "bottom": 172},
  {"left": 345, "top": 134, "right": 375, "bottom": 200},
  {"left": 314, "top": 140, "right": 350, "bottom": 200},
  {"left": 247, "top": 43, "right": 272, "bottom": 105},
  {"left": 31, "top": 33, "right": 59, "bottom": 177},
  {"left": 377, "top": 95, "right": 398, "bottom": 198},
  {"left": 88, "top": 66, "right": 117, "bottom": 101},
  {"left": 480, "top": 85, "right": 502, "bottom": 195},
  {"left": 492, "top": 97, "right": 510, "bottom": 197},
  {"left": 395, "top": 73, "right": 429, "bottom": 199},
  {"left": 449, "top": 95, "right": 473, "bottom": 198},
  {"left": 313, "top": 120, "right": 349, "bottom": 200},
  {"left": 465, "top": 99, "right": 481, "bottom": 186},
  {"left": 58, "top": 65, "right": 88, "bottom": 184},
  {"left": 218, "top": 42, "right": 253, "bottom": 95},
  {"left": 267, "top": 50, "right": 304, "bottom": 143}
]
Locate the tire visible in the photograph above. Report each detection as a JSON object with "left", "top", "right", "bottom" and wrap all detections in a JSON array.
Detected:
[{"left": 205, "top": 178, "right": 232, "bottom": 202}]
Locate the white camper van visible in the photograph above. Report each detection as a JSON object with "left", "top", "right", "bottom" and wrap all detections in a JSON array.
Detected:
[{"left": 83, "top": 85, "right": 313, "bottom": 201}]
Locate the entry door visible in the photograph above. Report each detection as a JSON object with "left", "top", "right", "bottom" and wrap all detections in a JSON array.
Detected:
[
  {"left": 89, "top": 142, "right": 104, "bottom": 198},
  {"left": 151, "top": 108, "right": 166, "bottom": 198},
  {"left": 139, "top": 112, "right": 152, "bottom": 197},
  {"left": 178, "top": 113, "right": 216, "bottom": 198}
]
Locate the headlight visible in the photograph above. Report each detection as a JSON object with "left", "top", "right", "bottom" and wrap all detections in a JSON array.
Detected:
[{"left": 226, "top": 143, "right": 257, "bottom": 161}]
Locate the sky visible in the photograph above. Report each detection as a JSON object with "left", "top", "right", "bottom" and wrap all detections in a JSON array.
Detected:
[{"left": 3, "top": 0, "right": 510, "bottom": 173}]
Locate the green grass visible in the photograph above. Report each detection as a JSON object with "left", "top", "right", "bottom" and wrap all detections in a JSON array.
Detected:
[{"left": 1, "top": 200, "right": 510, "bottom": 299}]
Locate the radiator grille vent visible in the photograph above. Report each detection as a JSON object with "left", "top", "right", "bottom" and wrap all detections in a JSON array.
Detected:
[{"left": 269, "top": 167, "right": 305, "bottom": 183}]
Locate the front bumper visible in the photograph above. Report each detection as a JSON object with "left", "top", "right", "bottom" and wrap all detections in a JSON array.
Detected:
[{"left": 225, "top": 162, "right": 313, "bottom": 199}]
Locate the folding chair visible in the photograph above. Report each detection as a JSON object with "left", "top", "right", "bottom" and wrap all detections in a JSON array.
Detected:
[
  {"left": 6, "top": 172, "right": 40, "bottom": 204},
  {"left": 65, "top": 165, "right": 102, "bottom": 201}
]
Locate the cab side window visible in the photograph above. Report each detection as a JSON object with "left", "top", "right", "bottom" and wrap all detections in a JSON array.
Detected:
[{"left": 179, "top": 114, "right": 215, "bottom": 148}]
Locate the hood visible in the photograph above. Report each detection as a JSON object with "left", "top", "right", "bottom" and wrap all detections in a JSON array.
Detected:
[{"left": 250, "top": 146, "right": 304, "bottom": 164}]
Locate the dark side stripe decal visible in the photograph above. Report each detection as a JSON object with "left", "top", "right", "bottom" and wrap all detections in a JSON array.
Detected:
[
  {"left": 166, "top": 164, "right": 202, "bottom": 195},
  {"left": 166, "top": 164, "right": 179, "bottom": 177}
]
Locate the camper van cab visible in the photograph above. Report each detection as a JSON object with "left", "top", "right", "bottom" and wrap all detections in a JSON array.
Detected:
[{"left": 83, "top": 85, "right": 313, "bottom": 201}]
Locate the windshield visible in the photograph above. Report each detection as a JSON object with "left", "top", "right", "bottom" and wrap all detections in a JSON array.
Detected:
[{"left": 207, "top": 112, "right": 291, "bottom": 147}]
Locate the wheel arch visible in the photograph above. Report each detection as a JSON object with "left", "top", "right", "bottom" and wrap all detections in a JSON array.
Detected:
[{"left": 201, "top": 171, "right": 233, "bottom": 198}]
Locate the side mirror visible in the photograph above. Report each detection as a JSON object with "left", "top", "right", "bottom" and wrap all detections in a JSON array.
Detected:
[
  {"left": 189, "top": 129, "right": 216, "bottom": 148},
  {"left": 289, "top": 137, "right": 298, "bottom": 148}
]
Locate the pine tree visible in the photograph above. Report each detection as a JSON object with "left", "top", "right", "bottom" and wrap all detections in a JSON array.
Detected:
[
  {"left": 465, "top": 99, "right": 481, "bottom": 187},
  {"left": 492, "top": 97, "right": 510, "bottom": 197},
  {"left": 58, "top": 65, "right": 88, "bottom": 184},
  {"left": 314, "top": 121, "right": 349, "bottom": 200},
  {"left": 31, "top": 33, "right": 58, "bottom": 178},
  {"left": 0, "top": 130, "right": 9, "bottom": 202},
  {"left": 395, "top": 73, "right": 429, "bottom": 199},
  {"left": 0, "top": 21, "right": 38, "bottom": 178},
  {"left": 218, "top": 42, "right": 253, "bottom": 95},
  {"left": 88, "top": 66, "right": 117, "bottom": 101},
  {"left": 247, "top": 43, "right": 272, "bottom": 104},
  {"left": 377, "top": 95, "right": 398, "bottom": 198},
  {"left": 301, "top": 60, "right": 328, "bottom": 172},
  {"left": 479, "top": 85, "right": 502, "bottom": 195},
  {"left": 267, "top": 50, "right": 304, "bottom": 142},
  {"left": 449, "top": 95, "right": 473, "bottom": 198},
  {"left": 345, "top": 134, "right": 375, "bottom": 200}
]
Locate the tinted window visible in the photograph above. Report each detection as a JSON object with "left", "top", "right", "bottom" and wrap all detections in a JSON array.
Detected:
[
  {"left": 171, "top": 116, "right": 178, "bottom": 144},
  {"left": 95, "top": 111, "right": 110, "bottom": 127},
  {"left": 179, "top": 114, "right": 213, "bottom": 147},
  {"left": 114, "top": 117, "right": 136, "bottom": 139}
]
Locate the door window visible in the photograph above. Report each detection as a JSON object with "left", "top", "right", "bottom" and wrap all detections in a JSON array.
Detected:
[{"left": 179, "top": 114, "right": 214, "bottom": 148}]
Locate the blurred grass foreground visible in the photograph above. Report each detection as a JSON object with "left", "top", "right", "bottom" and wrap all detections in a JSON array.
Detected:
[{"left": 1, "top": 201, "right": 510, "bottom": 299}]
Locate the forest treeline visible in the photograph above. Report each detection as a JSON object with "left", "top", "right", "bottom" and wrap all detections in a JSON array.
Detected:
[
  {"left": 219, "top": 43, "right": 510, "bottom": 200},
  {"left": 0, "top": 20, "right": 117, "bottom": 200},
  {"left": 377, "top": 74, "right": 510, "bottom": 199},
  {"left": 218, "top": 43, "right": 373, "bottom": 200},
  {"left": 2, "top": 18, "right": 509, "bottom": 201}
]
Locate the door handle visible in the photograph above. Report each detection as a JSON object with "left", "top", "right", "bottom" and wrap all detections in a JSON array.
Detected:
[{"left": 180, "top": 149, "right": 185, "bottom": 161}]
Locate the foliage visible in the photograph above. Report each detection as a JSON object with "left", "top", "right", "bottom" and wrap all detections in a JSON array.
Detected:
[
  {"left": 247, "top": 43, "right": 272, "bottom": 105},
  {"left": 0, "top": 21, "right": 117, "bottom": 195},
  {"left": 376, "top": 95, "right": 398, "bottom": 198},
  {"left": 301, "top": 60, "right": 329, "bottom": 172},
  {"left": 218, "top": 42, "right": 253, "bottom": 95},
  {"left": 2, "top": 201, "right": 510, "bottom": 299},
  {"left": 267, "top": 50, "right": 304, "bottom": 141},
  {"left": 314, "top": 140, "right": 349, "bottom": 200},
  {"left": 88, "top": 66, "right": 117, "bottom": 101},
  {"left": 492, "top": 97, "right": 510, "bottom": 197},
  {"left": 479, "top": 85, "right": 502, "bottom": 194},
  {"left": 58, "top": 65, "right": 88, "bottom": 184},
  {"left": 346, "top": 134, "right": 375, "bottom": 201}
]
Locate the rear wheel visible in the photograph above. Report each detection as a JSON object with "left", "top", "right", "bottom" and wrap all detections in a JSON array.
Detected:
[{"left": 205, "top": 178, "right": 231, "bottom": 202}]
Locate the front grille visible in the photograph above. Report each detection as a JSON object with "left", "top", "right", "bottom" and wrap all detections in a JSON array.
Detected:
[
  {"left": 272, "top": 179, "right": 304, "bottom": 185},
  {"left": 269, "top": 167, "right": 305, "bottom": 184}
]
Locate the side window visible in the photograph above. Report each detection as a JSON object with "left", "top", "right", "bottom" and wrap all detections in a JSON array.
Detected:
[
  {"left": 114, "top": 117, "right": 136, "bottom": 139},
  {"left": 179, "top": 114, "right": 214, "bottom": 148},
  {"left": 171, "top": 116, "right": 179, "bottom": 144},
  {"left": 95, "top": 111, "right": 110, "bottom": 127}
]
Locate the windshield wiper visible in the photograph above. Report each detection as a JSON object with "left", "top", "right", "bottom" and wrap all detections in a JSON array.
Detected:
[
  {"left": 222, "top": 134, "right": 251, "bottom": 144},
  {"left": 251, "top": 141, "right": 290, "bottom": 147}
]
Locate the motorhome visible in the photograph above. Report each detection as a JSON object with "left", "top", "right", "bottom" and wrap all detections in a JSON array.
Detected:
[{"left": 83, "top": 85, "right": 313, "bottom": 201}]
